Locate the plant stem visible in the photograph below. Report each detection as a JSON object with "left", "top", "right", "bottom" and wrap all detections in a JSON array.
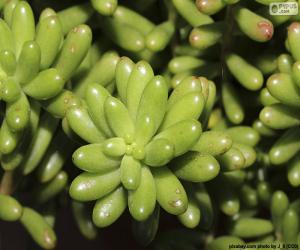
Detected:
[
  {"left": 221, "top": 6, "right": 235, "bottom": 82},
  {"left": 0, "top": 171, "right": 15, "bottom": 195}
]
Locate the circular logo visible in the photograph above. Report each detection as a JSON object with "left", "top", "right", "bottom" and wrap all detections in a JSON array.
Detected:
[{"left": 271, "top": 4, "right": 279, "bottom": 13}]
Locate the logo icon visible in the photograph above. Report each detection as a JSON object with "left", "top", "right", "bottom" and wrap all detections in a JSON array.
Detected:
[{"left": 270, "top": 2, "right": 298, "bottom": 15}]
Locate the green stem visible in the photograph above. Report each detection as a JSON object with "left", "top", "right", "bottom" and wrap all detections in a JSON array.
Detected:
[{"left": 165, "top": 0, "right": 177, "bottom": 23}]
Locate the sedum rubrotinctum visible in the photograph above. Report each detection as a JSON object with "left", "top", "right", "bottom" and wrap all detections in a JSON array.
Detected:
[
  {"left": 67, "top": 57, "right": 233, "bottom": 228},
  {"left": 0, "top": 1, "right": 92, "bottom": 158}
]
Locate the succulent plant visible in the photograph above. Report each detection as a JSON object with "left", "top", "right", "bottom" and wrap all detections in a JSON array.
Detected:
[
  {"left": 67, "top": 58, "right": 208, "bottom": 225},
  {"left": 0, "top": 0, "right": 300, "bottom": 249},
  {"left": 0, "top": 1, "right": 92, "bottom": 157}
]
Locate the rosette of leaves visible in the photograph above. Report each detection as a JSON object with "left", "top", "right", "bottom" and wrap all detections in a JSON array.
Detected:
[
  {"left": 0, "top": 1, "right": 92, "bottom": 156},
  {"left": 67, "top": 57, "right": 226, "bottom": 229}
]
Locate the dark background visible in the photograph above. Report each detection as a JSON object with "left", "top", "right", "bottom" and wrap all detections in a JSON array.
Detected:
[
  {"left": 0, "top": 203, "right": 181, "bottom": 250},
  {"left": 0, "top": 205, "right": 144, "bottom": 250}
]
